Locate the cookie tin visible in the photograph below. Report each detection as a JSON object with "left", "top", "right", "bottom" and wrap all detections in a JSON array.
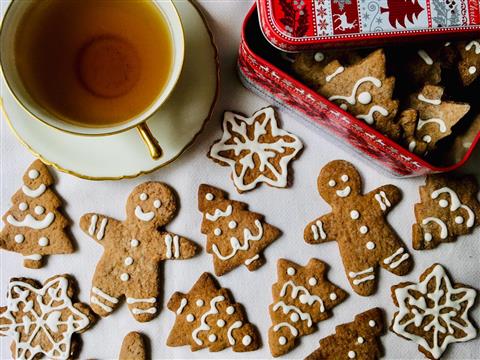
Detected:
[
  {"left": 257, "top": 0, "right": 480, "bottom": 51},
  {"left": 238, "top": 4, "right": 480, "bottom": 176}
]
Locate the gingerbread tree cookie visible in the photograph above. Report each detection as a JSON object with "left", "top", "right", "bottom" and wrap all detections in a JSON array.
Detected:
[
  {"left": 0, "top": 274, "right": 94, "bottom": 360},
  {"left": 306, "top": 308, "right": 385, "bottom": 360},
  {"left": 0, "top": 160, "right": 74, "bottom": 269},
  {"left": 80, "top": 182, "right": 199, "bottom": 322},
  {"left": 408, "top": 85, "right": 470, "bottom": 153},
  {"left": 166, "top": 272, "right": 260, "bottom": 352},
  {"left": 457, "top": 40, "right": 480, "bottom": 86},
  {"left": 208, "top": 107, "right": 303, "bottom": 193},
  {"left": 119, "top": 332, "right": 148, "bottom": 360},
  {"left": 412, "top": 174, "right": 480, "bottom": 250},
  {"left": 318, "top": 49, "right": 401, "bottom": 139},
  {"left": 268, "top": 258, "right": 348, "bottom": 357},
  {"left": 198, "top": 184, "right": 281, "bottom": 276},
  {"left": 391, "top": 264, "right": 477, "bottom": 359},
  {"left": 304, "top": 160, "right": 413, "bottom": 296}
]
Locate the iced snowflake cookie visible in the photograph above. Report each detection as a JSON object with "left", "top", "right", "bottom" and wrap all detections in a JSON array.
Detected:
[
  {"left": 306, "top": 307, "right": 385, "bottom": 360},
  {"left": 318, "top": 49, "right": 401, "bottom": 140},
  {"left": 80, "top": 182, "right": 199, "bottom": 322},
  {"left": 198, "top": 184, "right": 281, "bottom": 276},
  {"left": 166, "top": 272, "right": 260, "bottom": 352},
  {"left": 208, "top": 107, "right": 303, "bottom": 193},
  {"left": 304, "top": 160, "right": 413, "bottom": 296},
  {"left": 412, "top": 174, "right": 480, "bottom": 250},
  {"left": 0, "top": 160, "right": 74, "bottom": 268},
  {"left": 457, "top": 40, "right": 480, "bottom": 86},
  {"left": 119, "top": 332, "right": 148, "bottom": 360},
  {"left": 268, "top": 258, "right": 348, "bottom": 357},
  {"left": 391, "top": 264, "right": 477, "bottom": 359},
  {"left": 0, "top": 274, "right": 94, "bottom": 360}
]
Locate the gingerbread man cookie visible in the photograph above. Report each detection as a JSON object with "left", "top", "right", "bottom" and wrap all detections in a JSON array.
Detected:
[
  {"left": 304, "top": 160, "right": 413, "bottom": 296},
  {"left": 80, "top": 182, "right": 199, "bottom": 322}
]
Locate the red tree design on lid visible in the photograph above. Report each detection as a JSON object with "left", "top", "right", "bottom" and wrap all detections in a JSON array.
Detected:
[{"left": 381, "top": 0, "right": 424, "bottom": 28}]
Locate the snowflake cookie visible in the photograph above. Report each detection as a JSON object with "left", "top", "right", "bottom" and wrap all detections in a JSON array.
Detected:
[
  {"left": 208, "top": 107, "right": 303, "bottom": 193},
  {"left": 304, "top": 160, "right": 413, "bottom": 296},
  {"left": 268, "top": 258, "right": 348, "bottom": 357},
  {"left": 306, "top": 307, "right": 385, "bottom": 360},
  {"left": 80, "top": 182, "right": 199, "bottom": 322},
  {"left": 0, "top": 275, "right": 94, "bottom": 360},
  {"left": 167, "top": 272, "right": 260, "bottom": 352},
  {"left": 391, "top": 264, "right": 477, "bottom": 359},
  {"left": 119, "top": 332, "right": 148, "bottom": 360}
]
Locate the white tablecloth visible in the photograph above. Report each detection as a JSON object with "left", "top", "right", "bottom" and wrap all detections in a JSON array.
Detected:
[{"left": 1, "top": 1, "right": 479, "bottom": 359}]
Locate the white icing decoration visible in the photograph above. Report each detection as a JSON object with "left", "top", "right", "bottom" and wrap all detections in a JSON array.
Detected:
[
  {"left": 287, "top": 267, "right": 296, "bottom": 276},
  {"left": 424, "top": 233, "right": 433, "bottom": 242},
  {"left": 132, "top": 307, "right": 156, "bottom": 315},
  {"left": 329, "top": 292, "right": 337, "bottom": 301},
  {"left": 126, "top": 297, "right": 156, "bottom": 304},
  {"left": 340, "top": 104, "right": 348, "bottom": 110},
  {"left": 418, "top": 94, "right": 441, "bottom": 105},
  {"left": 205, "top": 193, "right": 214, "bottom": 201},
  {"left": 19, "top": 202, "right": 28, "bottom": 211},
  {"left": 34, "top": 206, "right": 44, "bottom": 215},
  {"left": 226, "top": 306, "right": 235, "bottom": 315},
  {"left": 131, "top": 239, "right": 139, "bottom": 247},
  {"left": 96, "top": 218, "right": 108, "bottom": 240},
  {"left": 422, "top": 217, "right": 448, "bottom": 239},
  {"left": 242, "top": 335, "right": 252, "bottom": 346},
  {"left": 311, "top": 220, "right": 327, "bottom": 240},
  {"left": 176, "top": 298, "right": 187, "bottom": 315},
  {"left": 124, "top": 257, "right": 133, "bottom": 266},
  {"left": 348, "top": 350, "right": 356, "bottom": 358},
  {"left": 212, "top": 220, "right": 263, "bottom": 261},
  {"left": 350, "top": 210, "right": 360, "bottom": 220},
  {"left": 14, "top": 234, "right": 24, "bottom": 244},
  {"left": 7, "top": 213, "right": 55, "bottom": 230},
  {"left": 278, "top": 336, "right": 287, "bottom": 345},
  {"left": 206, "top": 205, "right": 233, "bottom": 221},
  {"left": 348, "top": 267, "right": 375, "bottom": 285},
  {"left": 329, "top": 77, "right": 381, "bottom": 105},
  {"left": 92, "top": 287, "right": 118, "bottom": 304},
  {"left": 164, "top": 234, "right": 181, "bottom": 259},
  {"left": 273, "top": 322, "right": 299, "bottom": 336},
  {"left": 409, "top": 140, "right": 417, "bottom": 152},
  {"left": 22, "top": 184, "right": 46, "bottom": 198},
  {"left": 466, "top": 40, "right": 480, "bottom": 54},
  {"left": 336, "top": 186, "right": 351, "bottom": 197},
  {"left": 209, "top": 108, "right": 303, "bottom": 191},
  {"left": 308, "top": 277, "right": 317, "bottom": 286},
  {"left": 383, "top": 247, "right": 410, "bottom": 269},
  {"left": 357, "top": 336, "right": 364, "bottom": 344},
  {"left": 468, "top": 66, "right": 477, "bottom": 75},
  {"left": 366, "top": 241, "right": 375, "bottom": 250},
  {"left": 374, "top": 191, "right": 391, "bottom": 211},
  {"left": 245, "top": 254, "right": 260, "bottom": 266},
  {"left": 431, "top": 187, "right": 475, "bottom": 228},
  {"left": 455, "top": 216, "right": 464, "bottom": 224},
  {"left": 228, "top": 220, "right": 237, "bottom": 229},
  {"left": 273, "top": 301, "right": 313, "bottom": 327},
  {"left": 208, "top": 334, "right": 217, "bottom": 342},
  {"left": 417, "top": 118, "right": 447, "bottom": 133},
  {"left": 392, "top": 264, "right": 477, "bottom": 359},
  {"left": 445, "top": 42, "right": 451, "bottom": 47},
  {"left": 0, "top": 277, "right": 90, "bottom": 359},
  {"left": 91, "top": 296, "right": 113, "bottom": 313},
  {"left": 196, "top": 299, "right": 204, "bottom": 307},
  {"left": 328, "top": 179, "right": 336, "bottom": 187},
  {"left": 153, "top": 199, "right": 161, "bottom": 208},
  {"left": 139, "top": 193, "right": 148, "bottom": 201},
  {"left": 369, "top": 320, "right": 376, "bottom": 327},
  {"left": 359, "top": 225, "right": 369, "bottom": 234},
  {"left": 439, "top": 199, "right": 449, "bottom": 208},
  {"left": 341, "top": 174, "right": 349, "bottom": 182},
  {"left": 120, "top": 273, "right": 130, "bottom": 282},
  {"left": 357, "top": 92, "right": 372, "bottom": 105},
  {"left": 38, "top": 237, "right": 49, "bottom": 247},
  {"left": 24, "top": 254, "right": 42, "bottom": 261},
  {"left": 186, "top": 314, "right": 195, "bottom": 322},
  {"left": 423, "top": 135, "right": 432, "bottom": 143},
  {"left": 214, "top": 228, "right": 222, "bottom": 236},
  {"left": 227, "top": 321, "right": 243, "bottom": 345},
  {"left": 280, "top": 280, "right": 325, "bottom": 312},
  {"left": 290, "top": 313, "right": 299, "bottom": 322},
  {"left": 134, "top": 206, "right": 155, "bottom": 222},
  {"left": 217, "top": 319, "right": 226, "bottom": 327},
  {"left": 418, "top": 50, "right": 433, "bottom": 65},
  {"left": 314, "top": 52, "right": 324, "bottom": 62},
  {"left": 356, "top": 105, "right": 389, "bottom": 125},
  {"left": 88, "top": 215, "right": 98, "bottom": 236},
  {"left": 326, "top": 66, "right": 345, "bottom": 82},
  {"left": 28, "top": 169, "right": 39, "bottom": 179}
]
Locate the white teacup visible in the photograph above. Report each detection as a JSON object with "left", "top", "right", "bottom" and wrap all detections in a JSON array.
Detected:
[{"left": 0, "top": 0, "right": 185, "bottom": 159}]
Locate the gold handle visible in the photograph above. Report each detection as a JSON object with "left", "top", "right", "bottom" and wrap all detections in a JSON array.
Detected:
[{"left": 137, "top": 123, "right": 162, "bottom": 160}]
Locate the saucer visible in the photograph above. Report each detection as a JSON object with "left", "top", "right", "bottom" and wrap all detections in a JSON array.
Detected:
[{"left": 1, "top": 0, "right": 218, "bottom": 180}]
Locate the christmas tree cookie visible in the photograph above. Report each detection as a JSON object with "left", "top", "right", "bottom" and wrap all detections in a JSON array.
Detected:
[
  {"left": 166, "top": 272, "right": 260, "bottom": 352},
  {"left": 305, "top": 308, "right": 385, "bottom": 360},
  {"left": 80, "top": 182, "right": 199, "bottom": 322},
  {"left": 119, "top": 332, "right": 148, "bottom": 360},
  {"left": 268, "top": 258, "right": 348, "bottom": 357},
  {"left": 412, "top": 174, "right": 480, "bottom": 250},
  {"left": 318, "top": 49, "right": 401, "bottom": 139},
  {"left": 0, "top": 160, "right": 74, "bottom": 268},
  {"left": 198, "top": 184, "right": 281, "bottom": 276}
]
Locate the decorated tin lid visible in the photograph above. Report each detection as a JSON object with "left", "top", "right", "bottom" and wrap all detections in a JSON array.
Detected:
[{"left": 257, "top": 0, "right": 480, "bottom": 51}]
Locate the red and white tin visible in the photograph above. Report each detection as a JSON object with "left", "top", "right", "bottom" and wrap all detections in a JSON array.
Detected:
[{"left": 237, "top": 3, "right": 480, "bottom": 177}]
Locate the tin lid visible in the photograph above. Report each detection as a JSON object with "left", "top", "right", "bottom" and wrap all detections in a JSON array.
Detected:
[{"left": 257, "top": 0, "right": 480, "bottom": 51}]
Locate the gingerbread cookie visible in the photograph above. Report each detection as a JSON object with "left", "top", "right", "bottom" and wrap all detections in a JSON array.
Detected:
[
  {"left": 457, "top": 40, "right": 480, "bottom": 86},
  {"left": 80, "top": 182, "right": 199, "bottom": 322},
  {"left": 305, "top": 307, "right": 385, "bottom": 360},
  {"left": 304, "top": 160, "right": 413, "bottom": 296},
  {"left": 391, "top": 264, "right": 477, "bottom": 359},
  {"left": 208, "top": 107, "right": 303, "bottom": 193},
  {"left": 0, "top": 274, "right": 94, "bottom": 359},
  {"left": 268, "top": 258, "right": 348, "bottom": 357},
  {"left": 398, "top": 109, "right": 429, "bottom": 156},
  {"left": 412, "top": 174, "right": 480, "bottom": 250},
  {"left": 198, "top": 184, "right": 281, "bottom": 276},
  {"left": 0, "top": 160, "right": 74, "bottom": 268},
  {"left": 318, "top": 49, "right": 401, "bottom": 140},
  {"left": 448, "top": 113, "right": 480, "bottom": 163},
  {"left": 119, "top": 332, "right": 148, "bottom": 360},
  {"left": 167, "top": 272, "right": 260, "bottom": 352}
]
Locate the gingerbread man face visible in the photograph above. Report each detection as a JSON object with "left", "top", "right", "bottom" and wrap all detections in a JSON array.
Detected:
[
  {"left": 126, "top": 182, "right": 177, "bottom": 228},
  {"left": 317, "top": 160, "right": 362, "bottom": 204},
  {"left": 22, "top": 161, "right": 54, "bottom": 190}
]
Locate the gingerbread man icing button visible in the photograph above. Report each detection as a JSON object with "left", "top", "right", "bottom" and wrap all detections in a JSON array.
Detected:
[
  {"left": 80, "top": 182, "right": 199, "bottom": 322},
  {"left": 304, "top": 160, "right": 413, "bottom": 296}
]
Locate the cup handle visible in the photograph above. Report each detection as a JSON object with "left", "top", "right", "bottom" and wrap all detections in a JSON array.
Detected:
[{"left": 137, "top": 123, "right": 162, "bottom": 160}]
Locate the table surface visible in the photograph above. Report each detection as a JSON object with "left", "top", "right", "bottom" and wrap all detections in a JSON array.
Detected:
[{"left": 1, "top": 1, "right": 479, "bottom": 359}]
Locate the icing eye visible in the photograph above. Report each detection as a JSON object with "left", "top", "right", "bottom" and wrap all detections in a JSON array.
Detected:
[
  {"left": 242, "top": 335, "right": 252, "bottom": 346},
  {"left": 328, "top": 180, "right": 336, "bottom": 187},
  {"left": 357, "top": 91, "right": 372, "bottom": 105},
  {"left": 28, "top": 169, "right": 39, "bottom": 179},
  {"left": 287, "top": 267, "right": 296, "bottom": 276},
  {"left": 341, "top": 174, "right": 349, "bottom": 182},
  {"left": 368, "top": 320, "right": 376, "bottom": 327},
  {"left": 439, "top": 199, "right": 448, "bottom": 208},
  {"left": 153, "top": 199, "right": 161, "bottom": 208},
  {"left": 205, "top": 193, "right": 214, "bottom": 201},
  {"left": 455, "top": 216, "right": 464, "bottom": 224},
  {"left": 139, "top": 193, "right": 148, "bottom": 201}
]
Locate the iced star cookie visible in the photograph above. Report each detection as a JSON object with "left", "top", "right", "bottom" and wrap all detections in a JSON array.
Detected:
[
  {"left": 268, "top": 259, "right": 348, "bottom": 357},
  {"left": 208, "top": 107, "right": 303, "bottom": 193},
  {"left": 166, "top": 272, "right": 260, "bottom": 352},
  {"left": 0, "top": 160, "right": 74, "bottom": 268},
  {"left": 391, "top": 264, "right": 477, "bottom": 359},
  {"left": 306, "top": 308, "right": 385, "bottom": 360},
  {"left": 119, "top": 332, "right": 148, "bottom": 360},
  {"left": 304, "top": 160, "right": 413, "bottom": 296},
  {"left": 198, "top": 184, "right": 281, "bottom": 276},
  {"left": 412, "top": 174, "right": 480, "bottom": 250},
  {"left": 0, "top": 274, "right": 94, "bottom": 360},
  {"left": 80, "top": 182, "right": 199, "bottom": 322}
]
